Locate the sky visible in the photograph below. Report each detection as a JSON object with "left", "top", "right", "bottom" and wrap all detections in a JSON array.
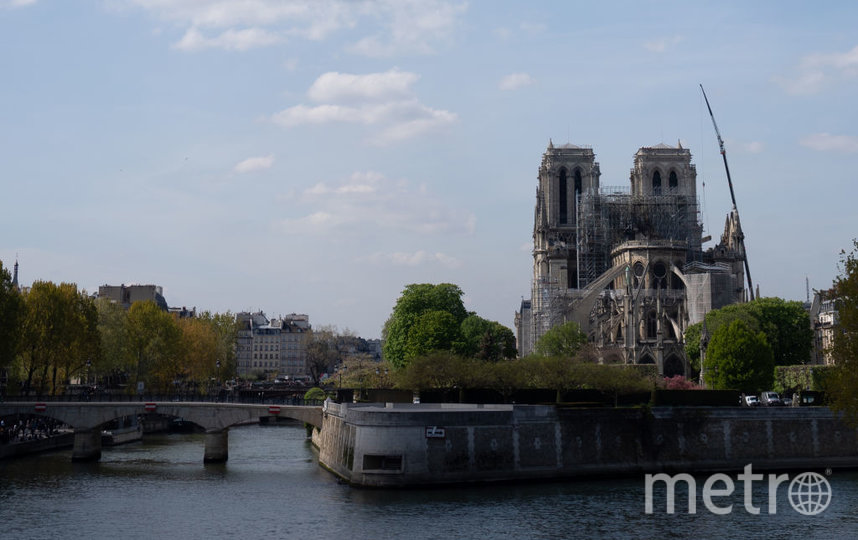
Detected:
[{"left": 2, "top": 1, "right": 858, "bottom": 339}]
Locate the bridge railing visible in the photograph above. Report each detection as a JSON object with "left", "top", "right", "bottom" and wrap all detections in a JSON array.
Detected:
[{"left": 0, "top": 394, "right": 324, "bottom": 407}]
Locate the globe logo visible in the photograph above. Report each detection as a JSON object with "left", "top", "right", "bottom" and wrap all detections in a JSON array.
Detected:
[{"left": 788, "top": 472, "right": 832, "bottom": 515}]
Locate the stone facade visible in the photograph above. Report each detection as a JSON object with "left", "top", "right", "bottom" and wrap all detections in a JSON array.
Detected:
[
  {"left": 235, "top": 311, "right": 311, "bottom": 379},
  {"left": 516, "top": 141, "right": 747, "bottom": 376}
]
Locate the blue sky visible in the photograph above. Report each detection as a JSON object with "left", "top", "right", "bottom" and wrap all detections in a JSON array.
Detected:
[{"left": 2, "top": 1, "right": 857, "bottom": 339}]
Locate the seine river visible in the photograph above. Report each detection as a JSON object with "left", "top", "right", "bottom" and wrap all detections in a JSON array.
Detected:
[{"left": 1, "top": 424, "right": 857, "bottom": 539}]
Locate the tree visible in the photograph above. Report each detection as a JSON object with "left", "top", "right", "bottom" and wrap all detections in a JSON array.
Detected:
[
  {"left": 0, "top": 260, "right": 23, "bottom": 378},
  {"left": 457, "top": 315, "right": 517, "bottom": 361},
  {"left": 393, "top": 352, "right": 482, "bottom": 396},
  {"left": 826, "top": 241, "right": 858, "bottom": 425},
  {"left": 703, "top": 319, "right": 773, "bottom": 393},
  {"left": 405, "top": 310, "right": 460, "bottom": 359},
  {"left": 95, "top": 297, "right": 128, "bottom": 387},
  {"left": 534, "top": 321, "right": 587, "bottom": 357},
  {"left": 13, "top": 281, "right": 100, "bottom": 395},
  {"left": 685, "top": 297, "right": 813, "bottom": 372},
  {"left": 382, "top": 283, "right": 468, "bottom": 368},
  {"left": 124, "top": 301, "right": 182, "bottom": 394},
  {"left": 306, "top": 329, "right": 340, "bottom": 386}
]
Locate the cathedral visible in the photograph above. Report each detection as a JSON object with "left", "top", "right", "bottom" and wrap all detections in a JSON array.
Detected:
[{"left": 515, "top": 141, "right": 748, "bottom": 377}]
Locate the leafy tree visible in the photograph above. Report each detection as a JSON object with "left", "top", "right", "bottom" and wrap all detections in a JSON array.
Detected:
[
  {"left": 534, "top": 321, "right": 587, "bottom": 357},
  {"left": 826, "top": 241, "right": 858, "bottom": 425},
  {"left": 124, "top": 300, "right": 182, "bottom": 394},
  {"left": 382, "top": 283, "right": 468, "bottom": 368},
  {"left": 0, "top": 260, "right": 23, "bottom": 378},
  {"left": 405, "top": 310, "right": 460, "bottom": 359},
  {"left": 685, "top": 297, "right": 812, "bottom": 371},
  {"left": 306, "top": 329, "right": 340, "bottom": 386},
  {"left": 703, "top": 319, "right": 773, "bottom": 393},
  {"left": 178, "top": 317, "right": 220, "bottom": 389},
  {"left": 393, "top": 352, "right": 481, "bottom": 395},
  {"left": 13, "top": 281, "right": 99, "bottom": 395},
  {"left": 457, "top": 315, "right": 517, "bottom": 361},
  {"left": 577, "top": 364, "right": 653, "bottom": 406},
  {"left": 304, "top": 386, "right": 328, "bottom": 402},
  {"left": 95, "top": 297, "right": 128, "bottom": 386}
]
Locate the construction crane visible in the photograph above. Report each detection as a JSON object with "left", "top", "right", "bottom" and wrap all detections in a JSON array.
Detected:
[{"left": 700, "top": 84, "right": 755, "bottom": 301}]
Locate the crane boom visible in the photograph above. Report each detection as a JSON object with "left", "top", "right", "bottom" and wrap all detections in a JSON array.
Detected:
[{"left": 699, "top": 84, "right": 755, "bottom": 301}]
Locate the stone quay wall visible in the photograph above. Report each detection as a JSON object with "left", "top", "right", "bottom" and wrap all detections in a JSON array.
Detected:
[{"left": 316, "top": 402, "right": 858, "bottom": 487}]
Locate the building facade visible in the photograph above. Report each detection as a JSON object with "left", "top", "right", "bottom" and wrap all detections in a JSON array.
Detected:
[
  {"left": 98, "top": 284, "right": 169, "bottom": 311},
  {"left": 235, "top": 311, "right": 311, "bottom": 379},
  {"left": 516, "top": 141, "right": 747, "bottom": 376}
]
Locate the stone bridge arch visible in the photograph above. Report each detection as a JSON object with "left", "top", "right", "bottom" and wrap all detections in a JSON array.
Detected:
[{"left": 0, "top": 401, "right": 322, "bottom": 463}]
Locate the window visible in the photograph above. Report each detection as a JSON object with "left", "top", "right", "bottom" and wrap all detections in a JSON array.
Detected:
[
  {"left": 669, "top": 170, "right": 678, "bottom": 189},
  {"left": 653, "top": 261, "right": 668, "bottom": 289},
  {"left": 558, "top": 168, "right": 568, "bottom": 224},
  {"left": 646, "top": 311, "right": 658, "bottom": 339},
  {"left": 652, "top": 171, "right": 662, "bottom": 195},
  {"left": 363, "top": 454, "right": 403, "bottom": 471}
]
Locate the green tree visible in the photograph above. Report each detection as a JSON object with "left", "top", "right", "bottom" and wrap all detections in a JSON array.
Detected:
[
  {"left": 534, "top": 321, "right": 587, "bottom": 357},
  {"left": 393, "top": 352, "right": 481, "bottom": 396},
  {"left": 95, "top": 297, "right": 128, "bottom": 388},
  {"left": 382, "top": 283, "right": 468, "bottom": 368},
  {"left": 306, "top": 329, "right": 340, "bottom": 386},
  {"left": 405, "top": 310, "right": 460, "bottom": 360},
  {"left": 456, "top": 315, "right": 517, "bottom": 361},
  {"left": 704, "top": 319, "right": 774, "bottom": 393},
  {"left": 13, "top": 281, "right": 99, "bottom": 395},
  {"left": 0, "top": 260, "right": 23, "bottom": 378},
  {"left": 124, "top": 301, "right": 182, "bottom": 394},
  {"left": 827, "top": 241, "right": 858, "bottom": 425},
  {"left": 686, "top": 297, "right": 813, "bottom": 371}
]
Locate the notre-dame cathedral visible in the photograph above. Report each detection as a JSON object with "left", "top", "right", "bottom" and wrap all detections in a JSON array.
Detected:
[{"left": 515, "top": 141, "right": 748, "bottom": 377}]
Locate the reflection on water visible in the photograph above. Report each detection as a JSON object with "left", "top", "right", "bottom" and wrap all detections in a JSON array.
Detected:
[{"left": 2, "top": 424, "right": 858, "bottom": 539}]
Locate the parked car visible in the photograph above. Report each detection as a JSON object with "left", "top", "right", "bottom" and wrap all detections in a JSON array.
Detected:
[
  {"left": 782, "top": 396, "right": 793, "bottom": 406},
  {"left": 760, "top": 391, "right": 783, "bottom": 406},
  {"left": 744, "top": 395, "right": 760, "bottom": 407}
]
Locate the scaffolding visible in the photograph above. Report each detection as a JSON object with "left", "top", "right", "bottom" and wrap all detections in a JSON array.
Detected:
[{"left": 576, "top": 186, "right": 702, "bottom": 288}]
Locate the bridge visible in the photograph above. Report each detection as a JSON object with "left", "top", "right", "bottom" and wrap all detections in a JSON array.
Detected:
[{"left": 0, "top": 400, "right": 323, "bottom": 463}]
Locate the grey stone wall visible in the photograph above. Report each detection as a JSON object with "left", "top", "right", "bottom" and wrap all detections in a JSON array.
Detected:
[{"left": 318, "top": 403, "right": 858, "bottom": 487}]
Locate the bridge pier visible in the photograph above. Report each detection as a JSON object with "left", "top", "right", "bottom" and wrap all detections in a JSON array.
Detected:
[
  {"left": 71, "top": 428, "right": 102, "bottom": 462},
  {"left": 204, "top": 429, "right": 228, "bottom": 463}
]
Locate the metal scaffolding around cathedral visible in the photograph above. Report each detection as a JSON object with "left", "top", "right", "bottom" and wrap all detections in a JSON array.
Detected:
[{"left": 515, "top": 140, "right": 747, "bottom": 377}]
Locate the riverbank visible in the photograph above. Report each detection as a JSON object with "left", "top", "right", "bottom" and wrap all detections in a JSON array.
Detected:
[
  {"left": 0, "top": 431, "right": 74, "bottom": 459},
  {"left": 317, "top": 403, "right": 858, "bottom": 487}
]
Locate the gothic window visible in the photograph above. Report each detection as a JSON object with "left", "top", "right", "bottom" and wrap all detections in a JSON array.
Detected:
[
  {"left": 567, "top": 258, "right": 578, "bottom": 289},
  {"left": 646, "top": 310, "right": 658, "bottom": 339},
  {"left": 639, "top": 354, "right": 655, "bottom": 365},
  {"left": 574, "top": 168, "right": 582, "bottom": 197},
  {"left": 652, "top": 170, "right": 662, "bottom": 195},
  {"left": 653, "top": 261, "right": 668, "bottom": 289},
  {"left": 669, "top": 170, "right": 679, "bottom": 190},
  {"left": 558, "top": 169, "right": 568, "bottom": 224}
]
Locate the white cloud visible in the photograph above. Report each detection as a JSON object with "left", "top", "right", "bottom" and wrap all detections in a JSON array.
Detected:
[
  {"left": 775, "top": 44, "right": 858, "bottom": 95},
  {"left": 519, "top": 21, "right": 546, "bottom": 33},
  {"left": 128, "top": 0, "right": 466, "bottom": 55},
  {"left": 799, "top": 133, "right": 858, "bottom": 153},
  {"left": 175, "top": 26, "right": 281, "bottom": 51},
  {"left": 271, "top": 70, "right": 457, "bottom": 144},
  {"left": 346, "top": 0, "right": 467, "bottom": 57},
  {"left": 360, "top": 250, "right": 462, "bottom": 268},
  {"left": 280, "top": 171, "right": 475, "bottom": 237},
  {"left": 644, "top": 35, "right": 682, "bottom": 53},
  {"left": 499, "top": 72, "right": 534, "bottom": 91},
  {"left": 308, "top": 69, "right": 419, "bottom": 103},
  {"left": 234, "top": 154, "right": 275, "bottom": 173},
  {"left": 1, "top": 0, "right": 36, "bottom": 7}
]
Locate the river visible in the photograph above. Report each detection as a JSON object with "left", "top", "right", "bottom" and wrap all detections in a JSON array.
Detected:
[{"left": 1, "top": 423, "right": 856, "bottom": 539}]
